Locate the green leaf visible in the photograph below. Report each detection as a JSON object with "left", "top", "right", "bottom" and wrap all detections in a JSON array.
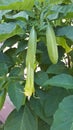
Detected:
[
  {"left": 47, "top": 62, "right": 67, "bottom": 75},
  {"left": 9, "top": 67, "right": 24, "bottom": 78},
  {"left": 0, "top": 22, "right": 23, "bottom": 42},
  {"left": 43, "top": 74, "right": 73, "bottom": 89},
  {"left": 16, "top": 40, "right": 27, "bottom": 54},
  {"left": 70, "top": 123, "right": 73, "bottom": 130},
  {"left": 47, "top": 12, "right": 59, "bottom": 20},
  {"left": 0, "top": 52, "right": 14, "bottom": 67},
  {"left": 38, "top": 118, "right": 50, "bottom": 130},
  {"left": 5, "top": 11, "right": 28, "bottom": 21},
  {"left": 0, "top": 125, "right": 4, "bottom": 130},
  {"left": 39, "top": 0, "right": 45, "bottom": 2},
  {"left": 0, "top": 77, "right": 6, "bottom": 90},
  {"left": 52, "top": 4, "right": 73, "bottom": 17},
  {"left": 49, "top": 0, "right": 63, "bottom": 4},
  {"left": 35, "top": 71, "right": 48, "bottom": 86},
  {"left": 1, "top": 35, "right": 19, "bottom": 50},
  {"left": 4, "top": 106, "right": 38, "bottom": 130},
  {"left": 30, "top": 89, "right": 52, "bottom": 125},
  {"left": 0, "top": 63, "right": 8, "bottom": 76},
  {"left": 0, "top": 0, "right": 34, "bottom": 10},
  {"left": 56, "top": 37, "right": 72, "bottom": 53},
  {"left": 51, "top": 95, "right": 73, "bottom": 130},
  {"left": 0, "top": 89, "right": 6, "bottom": 109},
  {"left": 43, "top": 88, "right": 68, "bottom": 117},
  {"left": 37, "top": 42, "right": 51, "bottom": 65},
  {"left": 56, "top": 26, "right": 73, "bottom": 42},
  {"left": 8, "top": 82, "right": 25, "bottom": 110},
  {"left": 71, "top": 0, "right": 73, "bottom": 3},
  {"left": 0, "top": 10, "right": 10, "bottom": 20},
  {"left": 30, "top": 88, "right": 68, "bottom": 125}
]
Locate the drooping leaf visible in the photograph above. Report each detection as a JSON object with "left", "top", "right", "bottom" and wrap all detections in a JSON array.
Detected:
[
  {"left": 4, "top": 106, "right": 38, "bottom": 130},
  {"left": 51, "top": 95, "right": 73, "bottom": 130}
]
